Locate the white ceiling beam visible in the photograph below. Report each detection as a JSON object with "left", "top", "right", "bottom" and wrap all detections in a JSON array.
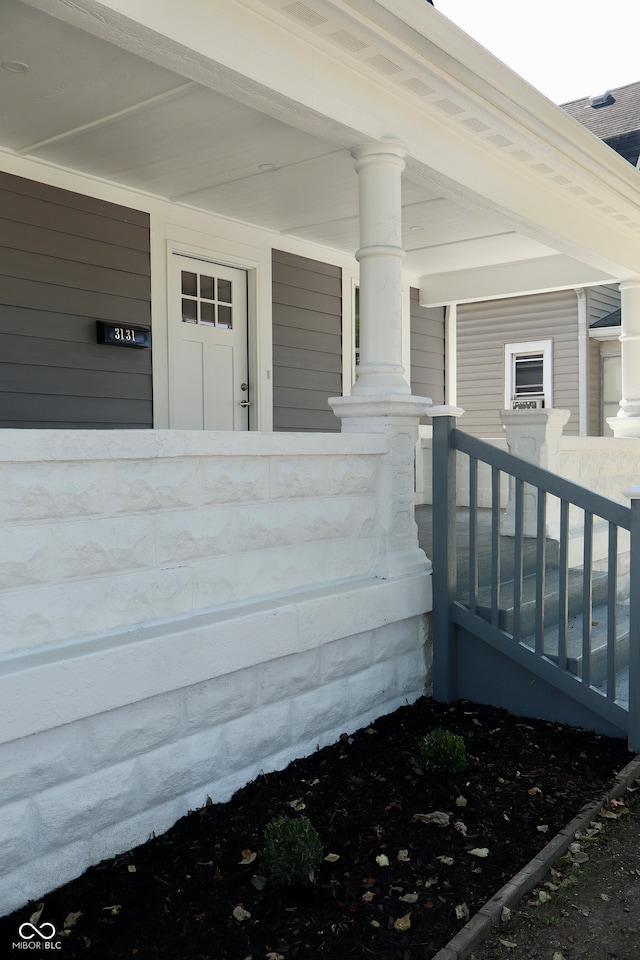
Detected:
[{"left": 419, "top": 256, "right": 615, "bottom": 307}]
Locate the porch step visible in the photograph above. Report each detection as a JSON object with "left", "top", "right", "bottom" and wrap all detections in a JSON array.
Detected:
[
  {"left": 467, "top": 565, "right": 611, "bottom": 640},
  {"left": 521, "top": 602, "right": 630, "bottom": 687}
]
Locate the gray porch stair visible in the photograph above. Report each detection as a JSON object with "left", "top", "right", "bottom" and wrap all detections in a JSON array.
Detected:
[{"left": 416, "top": 504, "right": 630, "bottom": 703}]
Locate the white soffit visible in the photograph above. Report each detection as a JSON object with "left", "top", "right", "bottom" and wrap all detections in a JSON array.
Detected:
[
  {"left": 10, "top": 0, "right": 640, "bottom": 286},
  {"left": 420, "top": 256, "right": 615, "bottom": 308}
]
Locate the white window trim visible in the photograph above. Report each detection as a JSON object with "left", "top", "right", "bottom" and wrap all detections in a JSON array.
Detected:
[{"left": 504, "top": 339, "right": 553, "bottom": 409}]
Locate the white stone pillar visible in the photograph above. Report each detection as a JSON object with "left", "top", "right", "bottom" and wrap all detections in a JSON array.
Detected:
[
  {"left": 330, "top": 139, "right": 432, "bottom": 578},
  {"left": 500, "top": 408, "right": 570, "bottom": 537},
  {"left": 351, "top": 139, "right": 410, "bottom": 397},
  {"left": 609, "top": 278, "right": 640, "bottom": 438}
]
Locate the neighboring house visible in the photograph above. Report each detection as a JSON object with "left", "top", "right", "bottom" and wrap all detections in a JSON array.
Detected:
[
  {"left": 451, "top": 81, "right": 640, "bottom": 438},
  {"left": 3, "top": 0, "right": 640, "bottom": 918}
]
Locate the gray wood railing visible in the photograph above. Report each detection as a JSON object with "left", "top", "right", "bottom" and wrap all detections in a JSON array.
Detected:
[{"left": 431, "top": 414, "right": 640, "bottom": 750}]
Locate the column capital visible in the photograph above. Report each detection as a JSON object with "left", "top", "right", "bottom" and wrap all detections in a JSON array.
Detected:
[{"left": 351, "top": 139, "right": 408, "bottom": 168}]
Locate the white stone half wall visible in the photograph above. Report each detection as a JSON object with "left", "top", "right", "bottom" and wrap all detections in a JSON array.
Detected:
[
  {"left": 500, "top": 413, "right": 640, "bottom": 573},
  {"left": 416, "top": 427, "right": 509, "bottom": 508},
  {"left": 1, "top": 430, "right": 389, "bottom": 658},
  {"left": 0, "top": 430, "right": 433, "bottom": 916}
]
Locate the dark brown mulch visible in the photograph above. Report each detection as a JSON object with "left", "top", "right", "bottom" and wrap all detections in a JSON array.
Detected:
[{"left": 0, "top": 697, "right": 632, "bottom": 960}]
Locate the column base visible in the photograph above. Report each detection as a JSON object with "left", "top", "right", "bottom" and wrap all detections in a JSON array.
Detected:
[
  {"left": 607, "top": 416, "right": 640, "bottom": 439},
  {"left": 330, "top": 394, "right": 433, "bottom": 579}
]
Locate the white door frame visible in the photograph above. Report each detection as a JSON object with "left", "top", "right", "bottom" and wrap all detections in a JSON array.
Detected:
[{"left": 167, "top": 241, "right": 262, "bottom": 430}]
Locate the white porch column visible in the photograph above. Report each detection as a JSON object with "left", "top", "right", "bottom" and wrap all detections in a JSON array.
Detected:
[
  {"left": 608, "top": 278, "right": 640, "bottom": 438},
  {"left": 331, "top": 140, "right": 432, "bottom": 579},
  {"left": 350, "top": 139, "right": 410, "bottom": 397}
]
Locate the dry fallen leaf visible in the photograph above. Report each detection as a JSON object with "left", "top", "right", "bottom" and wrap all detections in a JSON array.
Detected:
[
  {"left": 399, "top": 892, "right": 419, "bottom": 903},
  {"left": 376, "top": 854, "right": 390, "bottom": 867},
  {"left": 600, "top": 893, "right": 611, "bottom": 901},
  {"left": 536, "top": 824, "right": 549, "bottom": 833},
  {"left": 528, "top": 786, "right": 542, "bottom": 796},
  {"left": 324, "top": 853, "right": 340, "bottom": 863},
  {"left": 437, "top": 855, "right": 454, "bottom": 866},
  {"left": 397, "top": 849, "right": 410, "bottom": 862},
  {"left": 232, "top": 905, "right": 251, "bottom": 922},
  {"left": 64, "top": 912, "right": 83, "bottom": 929},
  {"left": 29, "top": 904, "right": 44, "bottom": 926},
  {"left": 362, "top": 891, "right": 375, "bottom": 902},
  {"left": 455, "top": 795, "right": 468, "bottom": 807},
  {"left": 393, "top": 912, "right": 411, "bottom": 932},
  {"left": 239, "top": 850, "right": 256, "bottom": 865},
  {"left": 455, "top": 902, "right": 470, "bottom": 920},
  {"left": 498, "top": 938, "right": 518, "bottom": 949},
  {"left": 454, "top": 820, "right": 468, "bottom": 837},
  {"left": 370, "top": 920, "right": 380, "bottom": 928},
  {"left": 501, "top": 906, "right": 511, "bottom": 922},
  {"left": 412, "top": 811, "right": 450, "bottom": 827},
  {"left": 469, "top": 848, "right": 489, "bottom": 858}
]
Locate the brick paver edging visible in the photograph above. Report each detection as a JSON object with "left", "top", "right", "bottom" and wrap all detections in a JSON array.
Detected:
[{"left": 431, "top": 754, "right": 640, "bottom": 960}]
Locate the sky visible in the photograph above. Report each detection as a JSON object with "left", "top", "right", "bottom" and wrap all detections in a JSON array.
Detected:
[{"left": 434, "top": 0, "right": 640, "bottom": 104}]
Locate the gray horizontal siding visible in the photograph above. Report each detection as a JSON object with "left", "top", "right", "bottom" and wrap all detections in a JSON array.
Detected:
[
  {"left": 588, "top": 283, "right": 620, "bottom": 323},
  {"left": 0, "top": 171, "right": 151, "bottom": 428},
  {"left": 410, "top": 288, "right": 445, "bottom": 420},
  {"left": 457, "top": 290, "right": 579, "bottom": 437},
  {"left": 272, "top": 250, "right": 342, "bottom": 432}
]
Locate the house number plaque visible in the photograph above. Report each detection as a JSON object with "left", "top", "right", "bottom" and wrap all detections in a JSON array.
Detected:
[{"left": 96, "top": 321, "right": 150, "bottom": 348}]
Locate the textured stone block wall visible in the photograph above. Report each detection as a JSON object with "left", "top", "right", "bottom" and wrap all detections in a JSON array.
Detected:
[
  {"left": 1, "top": 431, "right": 385, "bottom": 657},
  {"left": 0, "top": 430, "right": 432, "bottom": 916},
  {"left": 0, "top": 608, "right": 430, "bottom": 915}
]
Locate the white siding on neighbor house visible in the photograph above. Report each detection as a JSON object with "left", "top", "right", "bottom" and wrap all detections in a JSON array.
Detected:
[{"left": 456, "top": 290, "right": 580, "bottom": 437}]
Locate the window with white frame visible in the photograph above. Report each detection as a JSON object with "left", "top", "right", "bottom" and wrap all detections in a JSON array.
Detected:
[{"left": 504, "top": 340, "right": 553, "bottom": 409}]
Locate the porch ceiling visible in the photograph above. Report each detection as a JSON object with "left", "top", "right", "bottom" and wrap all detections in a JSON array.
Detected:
[{"left": 3, "top": 0, "right": 639, "bottom": 304}]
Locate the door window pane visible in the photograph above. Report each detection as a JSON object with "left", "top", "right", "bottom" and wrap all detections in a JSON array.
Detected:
[
  {"left": 182, "top": 298, "right": 197, "bottom": 323},
  {"left": 200, "top": 302, "right": 215, "bottom": 326},
  {"left": 218, "top": 305, "right": 232, "bottom": 329},
  {"left": 218, "top": 279, "right": 232, "bottom": 303},
  {"left": 181, "top": 271, "right": 197, "bottom": 296},
  {"left": 200, "top": 274, "right": 215, "bottom": 300}
]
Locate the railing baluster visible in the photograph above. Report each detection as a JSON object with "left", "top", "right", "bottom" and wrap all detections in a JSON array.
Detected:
[
  {"left": 491, "top": 466, "right": 501, "bottom": 628},
  {"left": 535, "top": 490, "right": 546, "bottom": 656},
  {"left": 558, "top": 500, "right": 569, "bottom": 672},
  {"left": 628, "top": 496, "right": 640, "bottom": 751},
  {"left": 582, "top": 511, "right": 593, "bottom": 688},
  {"left": 607, "top": 522, "right": 618, "bottom": 701},
  {"left": 469, "top": 457, "right": 478, "bottom": 615},
  {"left": 513, "top": 479, "right": 524, "bottom": 642}
]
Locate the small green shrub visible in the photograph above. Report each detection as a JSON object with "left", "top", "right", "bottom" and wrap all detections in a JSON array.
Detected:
[
  {"left": 415, "top": 729, "right": 467, "bottom": 775},
  {"left": 261, "top": 815, "right": 323, "bottom": 886}
]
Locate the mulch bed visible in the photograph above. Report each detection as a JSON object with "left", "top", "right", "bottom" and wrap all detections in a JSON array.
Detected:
[{"left": 0, "top": 697, "right": 632, "bottom": 959}]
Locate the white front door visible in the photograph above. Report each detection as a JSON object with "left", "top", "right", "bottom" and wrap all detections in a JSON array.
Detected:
[{"left": 171, "top": 255, "right": 249, "bottom": 430}]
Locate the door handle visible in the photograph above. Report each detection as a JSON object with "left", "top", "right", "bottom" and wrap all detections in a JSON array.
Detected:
[{"left": 239, "top": 399, "right": 250, "bottom": 408}]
